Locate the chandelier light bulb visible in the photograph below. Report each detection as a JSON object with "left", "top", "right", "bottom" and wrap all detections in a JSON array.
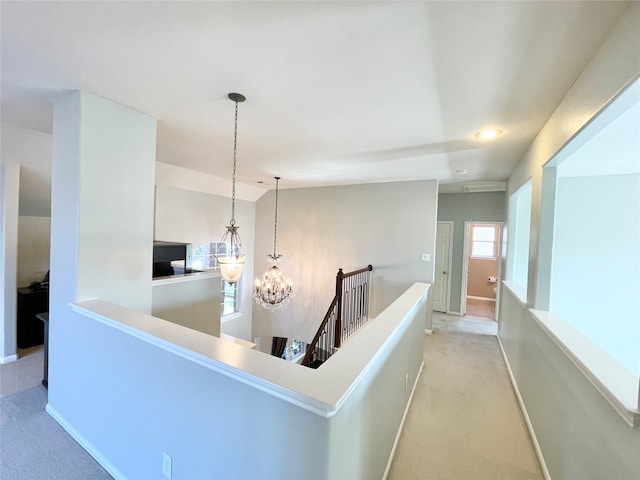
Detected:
[{"left": 254, "top": 264, "right": 293, "bottom": 311}]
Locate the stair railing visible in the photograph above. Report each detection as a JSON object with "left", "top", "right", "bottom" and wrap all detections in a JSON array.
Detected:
[{"left": 302, "top": 265, "right": 373, "bottom": 368}]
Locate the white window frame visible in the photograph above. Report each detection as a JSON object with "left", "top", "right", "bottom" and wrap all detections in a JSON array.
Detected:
[
  {"left": 505, "top": 179, "right": 532, "bottom": 303},
  {"left": 470, "top": 225, "right": 498, "bottom": 259},
  {"left": 221, "top": 279, "right": 241, "bottom": 318}
]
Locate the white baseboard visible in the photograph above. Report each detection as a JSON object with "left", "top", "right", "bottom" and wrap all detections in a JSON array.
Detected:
[
  {"left": 383, "top": 360, "right": 424, "bottom": 480},
  {"left": 0, "top": 354, "right": 18, "bottom": 364},
  {"left": 424, "top": 329, "right": 433, "bottom": 335},
  {"left": 46, "top": 403, "right": 125, "bottom": 480},
  {"left": 497, "top": 337, "right": 551, "bottom": 480},
  {"left": 467, "top": 295, "right": 496, "bottom": 302}
]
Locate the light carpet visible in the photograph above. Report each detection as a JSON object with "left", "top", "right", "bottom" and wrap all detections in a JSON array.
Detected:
[
  {"left": 388, "top": 313, "right": 543, "bottom": 480},
  {"left": 0, "top": 347, "right": 112, "bottom": 480}
]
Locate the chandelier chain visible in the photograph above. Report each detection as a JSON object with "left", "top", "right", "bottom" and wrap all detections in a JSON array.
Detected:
[
  {"left": 273, "top": 177, "right": 280, "bottom": 256},
  {"left": 230, "top": 100, "right": 238, "bottom": 226}
]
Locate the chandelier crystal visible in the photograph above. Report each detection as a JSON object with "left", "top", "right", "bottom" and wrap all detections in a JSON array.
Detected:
[
  {"left": 216, "top": 93, "right": 246, "bottom": 284},
  {"left": 254, "top": 177, "right": 292, "bottom": 310}
]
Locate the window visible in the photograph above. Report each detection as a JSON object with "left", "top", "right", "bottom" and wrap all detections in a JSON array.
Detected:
[
  {"left": 535, "top": 77, "right": 639, "bottom": 414},
  {"left": 471, "top": 225, "right": 497, "bottom": 258},
  {"left": 221, "top": 280, "right": 241, "bottom": 316},
  {"left": 505, "top": 179, "right": 532, "bottom": 301},
  {"left": 192, "top": 242, "right": 223, "bottom": 271},
  {"left": 193, "top": 241, "right": 242, "bottom": 317}
]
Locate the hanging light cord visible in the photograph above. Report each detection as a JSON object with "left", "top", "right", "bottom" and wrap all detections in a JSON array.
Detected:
[
  {"left": 230, "top": 100, "right": 239, "bottom": 226},
  {"left": 273, "top": 177, "right": 280, "bottom": 256}
]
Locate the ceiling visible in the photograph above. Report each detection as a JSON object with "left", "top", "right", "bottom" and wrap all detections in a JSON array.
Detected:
[{"left": 1, "top": 1, "right": 631, "bottom": 191}]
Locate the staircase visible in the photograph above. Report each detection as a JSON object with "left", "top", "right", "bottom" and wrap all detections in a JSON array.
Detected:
[{"left": 301, "top": 265, "right": 373, "bottom": 368}]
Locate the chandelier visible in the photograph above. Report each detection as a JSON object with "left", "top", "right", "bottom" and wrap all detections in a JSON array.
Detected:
[
  {"left": 216, "top": 93, "right": 246, "bottom": 284},
  {"left": 254, "top": 177, "right": 292, "bottom": 310}
]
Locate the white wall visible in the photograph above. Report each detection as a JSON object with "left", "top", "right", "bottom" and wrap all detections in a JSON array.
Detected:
[
  {"left": 49, "top": 283, "right": 427, "bottom": 480},
  {"left": 17, "top": 216, "right": 50, "bottom": 288},
  {"left": 252, "top": 180, "right": 438, "bottom": 342},
  {"left": 500, "top": 292, "right": 640, "bottom": 479},
  {"left": 437, "top": 192, "right": 506, "bottom": 313},
  {"left": 1, "top": 123, "right": 52, "bottom": 361},
  {"left": 0, "top": 165, "right": 20, "bottom": 362},
  {"left": 499, "top": 4, "right": 640, "bottom": 478},
  {"left": 0, "top": 123, "right": 52, "bottom": 217},
  {"left": 154, "top": 185, "right": 255, "bottom": 341},
  {"left": 552, "top": 174, "right": 640, "bottom": 375},
  {"left": 152, "top": 275, "right": 221, "bottom": 337}
]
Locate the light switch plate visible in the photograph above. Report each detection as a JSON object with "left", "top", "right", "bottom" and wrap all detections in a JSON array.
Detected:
[{"left": 421, "top": 253, "right": 431, "bottom": 262}]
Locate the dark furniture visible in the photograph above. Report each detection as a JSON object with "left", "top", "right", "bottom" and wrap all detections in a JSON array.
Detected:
[
  {"left": 36, "top": 313, "right": 49, "bottom": 388},
  {"left": 17, "top": 287, "right": 48, "bottom": 348},
  {"left": 153, "top": 241, "right": 193, "bottom": 278}
]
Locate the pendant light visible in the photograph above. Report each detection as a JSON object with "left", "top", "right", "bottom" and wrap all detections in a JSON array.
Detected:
[
  {"left": 254, "top": 177, "right": 292, "bottom": 310},
  {"left": 216, "top": 93, "right": 246, "bottom": 284}
]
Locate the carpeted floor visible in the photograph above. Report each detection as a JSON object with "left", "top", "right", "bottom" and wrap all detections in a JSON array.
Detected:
[
  {"left": 388, "top": 312, "right": 543, "bottom": 480},
  {"left": 0, "top": 347, "right": 112, "bottom": 480}
]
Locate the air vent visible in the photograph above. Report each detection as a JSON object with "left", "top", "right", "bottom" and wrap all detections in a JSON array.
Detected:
[{"left": 462, "top": 182, "right": 507, "bottom": 193}]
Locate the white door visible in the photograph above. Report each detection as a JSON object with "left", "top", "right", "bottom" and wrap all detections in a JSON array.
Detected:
[{"left": 433, "top": 222, "right": 452, "bottom": 312}]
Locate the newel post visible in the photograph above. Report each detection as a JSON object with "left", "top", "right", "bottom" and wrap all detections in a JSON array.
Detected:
[{"left": 335, "top": 268, "right": 344, "bottom": 348}]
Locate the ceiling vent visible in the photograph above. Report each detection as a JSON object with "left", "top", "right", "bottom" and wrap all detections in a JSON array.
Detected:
[{"left": 462, "top": 182, "right": 507, "bottom": 193}]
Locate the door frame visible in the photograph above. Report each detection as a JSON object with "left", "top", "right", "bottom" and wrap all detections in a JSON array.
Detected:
[
  {"left": 460, "top": 221, "right": 504, "bottom": 319},
  {"left": 435, "top": 221, "right": 454, "bottom": 313}
]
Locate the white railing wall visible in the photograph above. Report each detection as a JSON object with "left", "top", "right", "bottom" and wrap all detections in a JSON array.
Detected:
[{"left": 47, "top": 283, "right": 429, "bottom": 480}]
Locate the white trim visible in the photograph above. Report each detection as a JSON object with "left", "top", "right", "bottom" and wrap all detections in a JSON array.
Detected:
[
  {"left": 497, "top": 336, "right": 552, "bottom": 480},
  {"left": 461, "top": 221, "right": 470, "bottom": 315},
  {"left": 46, "top": 403, "right": 126, "bottom": 480},
  {"left": 0, "top": 354, "right": 18, "bottom": 364},
  {"left": 220, "top": 333, "right": 256, "bottom": 349},
  {"left": 424, "top": 329, "right": 433, "bottom": 335},
  {"left": 529, "top": 309, "right": 639, "bottom": 427},
  {"left": 444, "top": 221, "right": 454, "bottom": 313},
  {"left": 466, "top": 295, "right": 496, "bottom": 302},
  {"left": 221, "top": 311, "right": 243, "bottom": 323},
  {"left": 151, "top": 269, "right": 220, "bottom": 286},
  {"left": 382, "top": 361, "right": 425, "bottom": 480},
  {"left": 446, "top": 310, "right": 463, "bottom": 316}
]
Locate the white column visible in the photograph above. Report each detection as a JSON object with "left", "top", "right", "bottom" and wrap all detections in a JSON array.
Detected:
[{"left": 50, "top": 91, "right": 156, "bottom": 317}]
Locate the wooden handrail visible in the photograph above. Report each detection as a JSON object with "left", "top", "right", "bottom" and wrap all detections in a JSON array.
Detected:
[
  {"left": 342, "top": 264, "right": 373, "bottom": 279},
  {"left": 301, "top": 296, "right": 339, "bottom": 367},
  {"left": 302, "top": 265, "right": 373, "bottom": 368}
]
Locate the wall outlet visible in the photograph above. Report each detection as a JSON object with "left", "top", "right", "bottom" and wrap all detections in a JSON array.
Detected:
[
  {"left": 162, "top": 452, "right": 172, "bottom": 479},
  {"left": 421, "top": 253, "right": 431, "bottom": 262}
]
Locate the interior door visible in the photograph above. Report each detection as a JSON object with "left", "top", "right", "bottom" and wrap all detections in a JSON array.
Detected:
[{"left": 433, "top": 222, "right": 452, "bottom": 312}]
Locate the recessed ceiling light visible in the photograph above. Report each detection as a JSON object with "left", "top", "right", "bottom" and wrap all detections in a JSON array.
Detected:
[
  {"left": 456, "top": 168, "right": 469, "bottom": 174},
  {"left": 475, "top": 129, "right": 503, "bottom": 140}
]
